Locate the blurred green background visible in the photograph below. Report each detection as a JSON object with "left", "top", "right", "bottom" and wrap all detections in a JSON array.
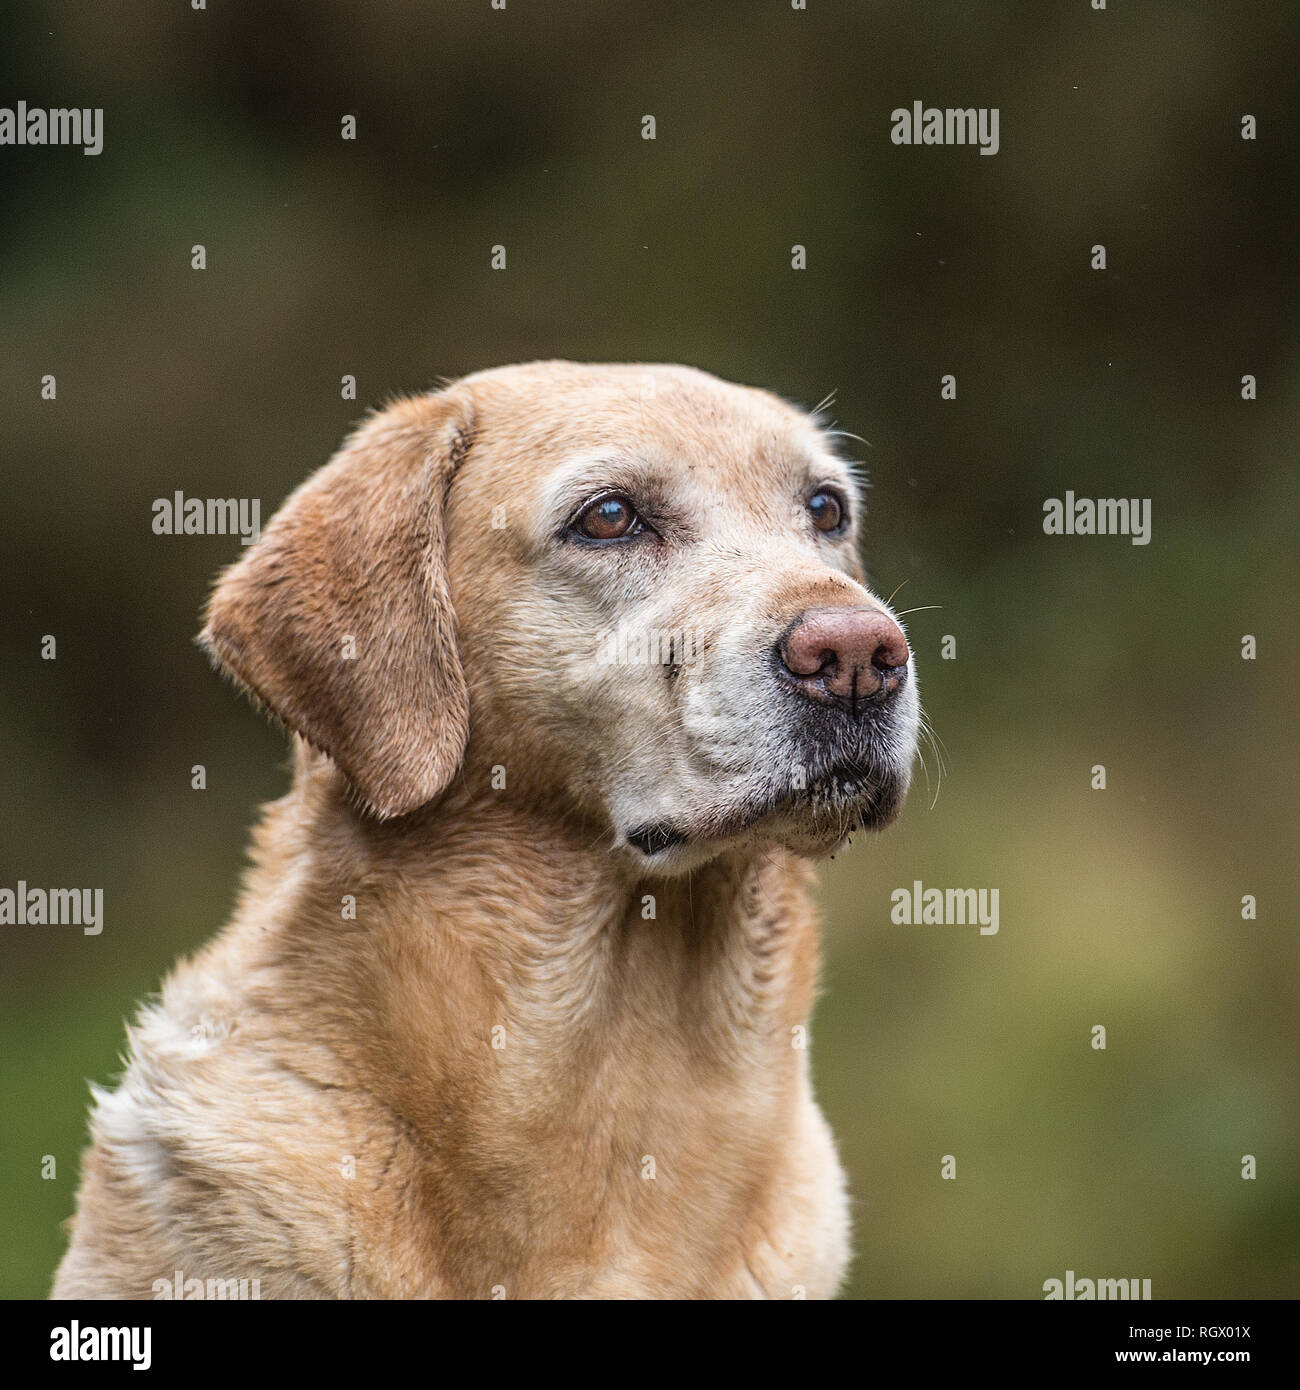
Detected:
[{"left": 2, "top": 1, "right": 1297, "bottom": 1299}]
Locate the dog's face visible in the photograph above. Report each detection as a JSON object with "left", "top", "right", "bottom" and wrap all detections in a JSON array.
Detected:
[
  {"left": 202, "top": 361, "right": 918, "bottom": 871},
  {"left": 446, "top": 363, "right": 920, "bottom": 870}
]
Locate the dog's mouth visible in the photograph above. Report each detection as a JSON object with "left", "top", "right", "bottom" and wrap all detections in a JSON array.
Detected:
[
  {"left": 626, "top": 822, "right": 691, "bottom": 856},
  {"left": 737, "top": 759, "right": 909, "bottom": 839},
  {"left": 625, "top": 756, "right": 908, "bottom": 861}
]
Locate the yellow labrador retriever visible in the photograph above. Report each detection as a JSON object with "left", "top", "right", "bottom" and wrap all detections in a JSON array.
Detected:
[{"left": 53, "top": 361, "right": 919, "bottom": 1299}]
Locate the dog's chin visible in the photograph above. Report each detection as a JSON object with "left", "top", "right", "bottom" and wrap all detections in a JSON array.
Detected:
[
  {"left": 748, "top": 769, "right": 910, "bottom": 856},
  {"left": 624, "top": 764, "right": 910, "bottom": 871}
]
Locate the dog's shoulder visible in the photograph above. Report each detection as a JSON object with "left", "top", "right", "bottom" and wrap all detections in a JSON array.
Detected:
[{"left": 53, "top": 939, "right": 378, "bottom": 1298}]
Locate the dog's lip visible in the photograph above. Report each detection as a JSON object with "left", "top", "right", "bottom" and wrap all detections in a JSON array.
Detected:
[
  {"left": 625, "top": 757, "right": 903, "bottom": 853},
  {"left": 758, "top": 764, "right": 897, "bottom": 825},
  {"left": 626, "top": 821, "right": 690, "bottom": 856}
]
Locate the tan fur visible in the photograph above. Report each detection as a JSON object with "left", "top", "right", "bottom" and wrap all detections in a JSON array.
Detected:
[{"left": 52, "top": 362, "right": 918, "bottom": 1300}]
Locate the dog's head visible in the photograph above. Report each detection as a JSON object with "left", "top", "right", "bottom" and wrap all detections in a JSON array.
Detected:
[{"left": 202, "top": 362, "right": 919, "bottom": 871}]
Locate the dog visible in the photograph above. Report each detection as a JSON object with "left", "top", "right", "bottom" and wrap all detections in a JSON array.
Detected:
[{"left": 52, "top": 361, "right": 919, "bottom": 1299}]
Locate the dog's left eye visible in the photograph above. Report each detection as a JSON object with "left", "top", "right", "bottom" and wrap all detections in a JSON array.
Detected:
[
  {"left": 807, "top": 488, "right": 847, "bottom": 534},
  {"left": 571, "top": 494, "right": 645, "bottom": 542}
]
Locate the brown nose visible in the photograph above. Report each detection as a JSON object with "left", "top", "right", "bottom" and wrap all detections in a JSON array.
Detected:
[{"left": 778, "top": 606, "right": 910, "bottom": 712}]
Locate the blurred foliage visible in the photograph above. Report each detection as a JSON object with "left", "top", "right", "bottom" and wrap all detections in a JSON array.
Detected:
[{"left": 1, "top": 1, "right": 1297, "bottom": 1299}]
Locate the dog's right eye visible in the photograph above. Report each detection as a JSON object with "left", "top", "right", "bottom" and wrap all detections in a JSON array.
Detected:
[{"left": 570, "top": 494, "right": 644, "bottom": 542}]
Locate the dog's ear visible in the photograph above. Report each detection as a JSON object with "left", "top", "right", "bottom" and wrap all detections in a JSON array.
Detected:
[{"left": 200, "top": 390, "right": 475, "bottom": 820}]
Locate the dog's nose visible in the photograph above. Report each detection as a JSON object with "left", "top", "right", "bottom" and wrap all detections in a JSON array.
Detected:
[{"left": 778, "top": 606, "right": 910, "bottom": 712}]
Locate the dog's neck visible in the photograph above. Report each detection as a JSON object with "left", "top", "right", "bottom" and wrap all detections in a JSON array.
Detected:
[
  {"left": 269, "top": 745, "right": 823, "bottom": 1041},
  {"left": 220, "top": 746, "right": 831, "bottom": 1293}
]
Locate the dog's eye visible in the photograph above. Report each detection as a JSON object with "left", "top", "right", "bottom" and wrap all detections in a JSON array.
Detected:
[
  {"left": 571, "top": 494, "right": 643, "bottom": 541},
  {"left": 807, "top": 489, "right": 846, "bottom": 534}
]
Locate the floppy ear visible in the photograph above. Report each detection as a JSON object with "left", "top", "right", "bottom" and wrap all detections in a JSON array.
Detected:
[{"left": 200, "top": 390, "right": 475, "bottom": 820}]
